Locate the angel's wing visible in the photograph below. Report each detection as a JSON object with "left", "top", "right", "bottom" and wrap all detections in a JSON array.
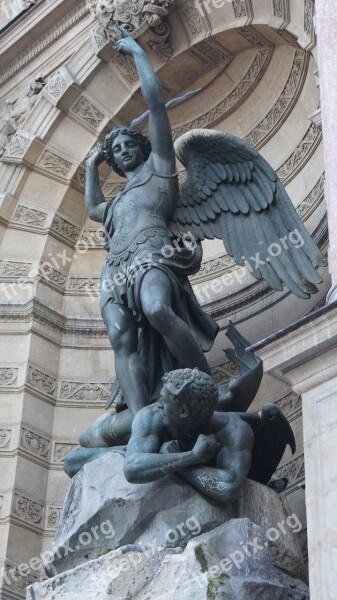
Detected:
[{"left": 170, "top": 129, "right": 326, "bottom": 299}]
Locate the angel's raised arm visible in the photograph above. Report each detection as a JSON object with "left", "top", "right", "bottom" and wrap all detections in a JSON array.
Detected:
[{"left": 116, "top": 28, "right": 176, "bottom": 176}]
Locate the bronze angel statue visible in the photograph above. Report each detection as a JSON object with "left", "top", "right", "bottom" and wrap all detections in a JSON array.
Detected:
[{"left": 85, "top": 28, "right": 325, "bottom": 425}]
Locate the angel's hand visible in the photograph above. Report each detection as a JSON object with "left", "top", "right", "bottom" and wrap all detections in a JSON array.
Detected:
[
  {"left": 85, "top": 142, "right": 105, "bottom": 166},
  {"left": 116, "top": 26, "right": 143, "bottom": 57}
]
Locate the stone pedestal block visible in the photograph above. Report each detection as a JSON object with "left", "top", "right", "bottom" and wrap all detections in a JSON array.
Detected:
[
  {"left": 44, "top": 450, "right": 305, "bottom": 582},
  {"left": 28, "top": 517, "right": 309, "bottom": 600}
]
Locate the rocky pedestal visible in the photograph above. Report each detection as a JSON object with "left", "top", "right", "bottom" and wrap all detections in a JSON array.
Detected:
[{"left": 28, "top": 451, "right": 309, "bottom": 600}]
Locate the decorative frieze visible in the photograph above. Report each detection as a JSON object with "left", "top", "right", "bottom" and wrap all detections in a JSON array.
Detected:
[
  {"left": 297, "top": 174, "right": 325, "bottom": 220},
  {"left": 273, "top": 0, "right": 285, "bottom": 18},
  {"left": 13, "top": 493, "right": 43, "bottom": 525},
  {"left": 27, "top": 366, "right": 56, "bottom": 398},
  {"left": 275, "top": 392, "right": 302, "bottom": 419},
  {"left": 40, "top": 264, "right": 67, "bottom": 290},
  {"left": 238, "top": 26, "right": 269, "bottom": 48},
  {"left": 2, "top": 131, "right": 33, "bottom": 159},
  {"left": 180, "top": 0, "right": 204, "bottom": 36},
  {"left": 91, "top": 24, "right": 109, "bottom": 52},
  {"left": 113, "top": 53, "right": 139, "bottom": 84},
  {"left": 192, "top": 40, "right": 233, "bottom": 65},
  {"left": 38, "top": 149, "right": 72, "bottom": 177},
  {"left": 304, "top": 0, "right": 315, "bottom": 45},
  {"left": 20, "top": 427, "right": 50, "bottom": 459},
  {"left": 79, "top": 227, "right": 105, "bottom": 248},
  {"left": 191, "top": 255, "right": 236, "bottom": 282},
  {"left": 211, "top": 361, "right": 240, "bottom": 386},
  {"left": 44, "top": 71, "right": 68, "bottom": 102},
  {"left": 277, "top": 123, "right": 322, "bottom": 185},
  {"left": 274, "top": 453, "right": 305, "bottom": 489},
  {"left": 232, "top": 0, "right": 248, "bottom": 18},
  {"left": 46, "top": 506, "right": 62, "bottom": 529},
  {"left": 71, "top": 96, "right": 104, "bottom": 129},
  {"left": 245, "top": 50, "right": 308, "bottom": 149},
  {"left": 102, "top": 181, "right": 124, "bottom": 197},
  {"left": 67, "top": 277, "right": 100, "bottom": 292},
  {"left": 74, "top": 167, "right": 86, "bottom": 189},
  {"left": 43, "top": 69, "right": 70, "bottom": 104},
  {"left": 0, "top": 430, "right": 12, "bottom": 449},
  {"left": 12, "top": 205, "right": 48, "bottom": 228},
  {"left": 0, "top": 260, "right": 31, "bottom": 278},
  {"left": 0, "top": 367, "right": 18, "bottom": 386},
  {"left": 50, "top": 214, "right": 81, "bottom": 245},
  {"left": 3, "top": 563, "right": 37, "bottom": 591},
  {"left": 173, "top": 48, "right": 271, "bottom": 139},
  {"left": 60, "top": 381, "right": 112, "bottom": 403},
  {"left": 52, "top": 442, "right": 80, "bottom": 464}
]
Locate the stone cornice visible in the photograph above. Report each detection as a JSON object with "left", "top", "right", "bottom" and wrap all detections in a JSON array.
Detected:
[
  {"left": 0, "top": 297, "right": 106, "bottom": 337},
  {"left": 0, "top": 0, "right": 93, "bottom": 88},
  {"left": 250, "top": 300, "right": 337, "bottom": 395}
]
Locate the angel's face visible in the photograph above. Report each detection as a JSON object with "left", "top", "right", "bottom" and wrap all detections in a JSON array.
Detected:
[{"left": 112, "top": 133, "right": 144, "bottom": 174}]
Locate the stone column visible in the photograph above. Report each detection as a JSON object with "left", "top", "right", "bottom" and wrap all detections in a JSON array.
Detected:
[
  {"left": 252, "top": 303, "right": 337, "bottom": 599},
  {"left": 315, "top": 1, "right": 337, "bottom": 302}
]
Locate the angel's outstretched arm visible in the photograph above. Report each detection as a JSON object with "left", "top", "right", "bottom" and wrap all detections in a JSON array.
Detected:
[{"left": 116, "top": 28, "right": 176, "bottom": 176}]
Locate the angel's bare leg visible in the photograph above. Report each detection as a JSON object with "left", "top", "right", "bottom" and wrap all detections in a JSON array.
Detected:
[
  {"left": 102, "top": 303, "right": 148, "bottom": 416},
  {"left": 140, "top": 269, "right": 211, "bottom": 375}
]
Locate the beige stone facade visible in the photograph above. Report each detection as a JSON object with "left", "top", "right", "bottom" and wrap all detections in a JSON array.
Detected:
[{"left": 0, "top": 1, "right": 330, "bottom": 598}]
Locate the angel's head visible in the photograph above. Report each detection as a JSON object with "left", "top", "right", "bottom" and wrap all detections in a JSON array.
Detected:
[{"left": 103, "top": 126, "right": 152, "bottom": 178}]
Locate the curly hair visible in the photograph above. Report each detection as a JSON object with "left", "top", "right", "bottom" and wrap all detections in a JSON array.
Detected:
[
  {"left": 103, "top": 126, "right": 152, "bottom": 178},
  {"left": 162, "top": 368, "right": 218, "bottom": 422}
]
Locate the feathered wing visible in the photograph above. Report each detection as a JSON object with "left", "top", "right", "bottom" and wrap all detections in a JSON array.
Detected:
[{"left": 170, "top": 129, "right": 326, "bottom": 299}]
